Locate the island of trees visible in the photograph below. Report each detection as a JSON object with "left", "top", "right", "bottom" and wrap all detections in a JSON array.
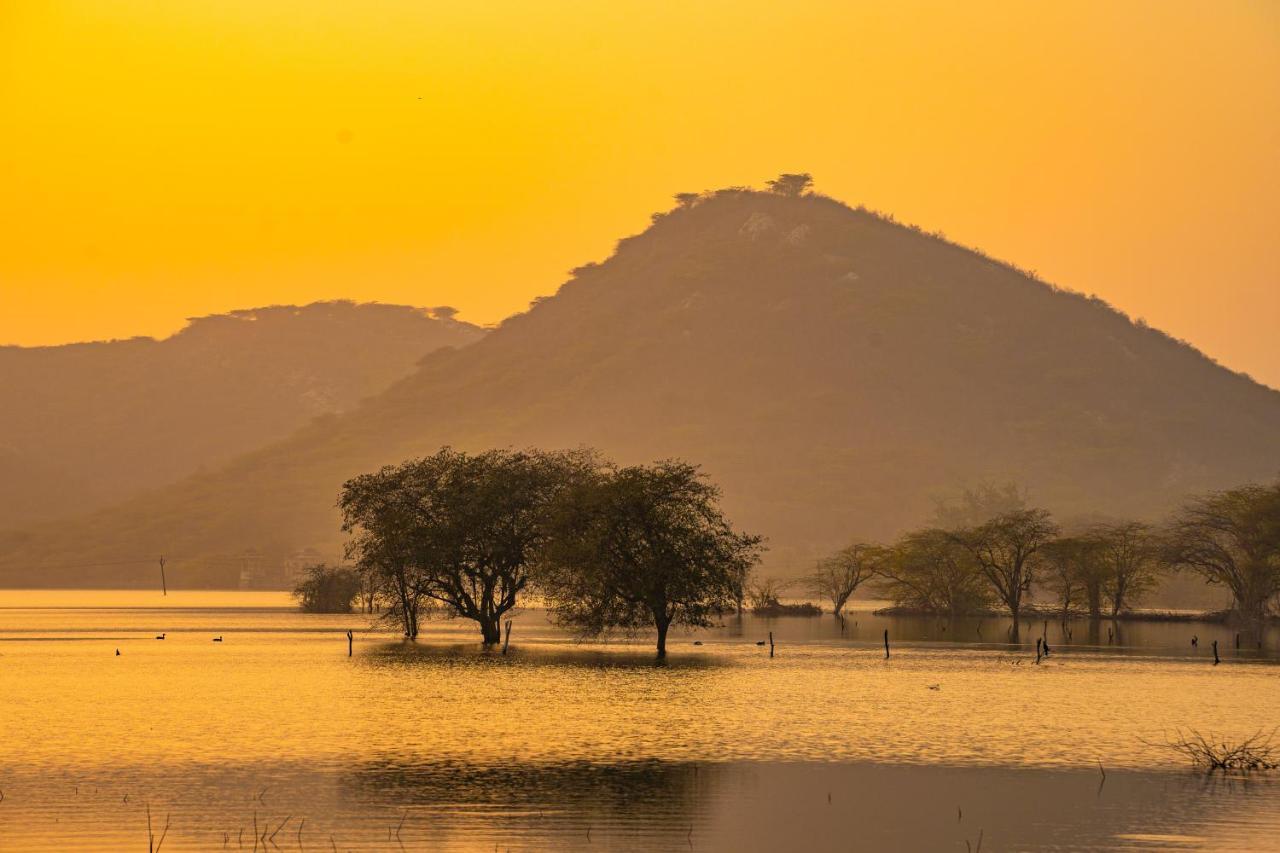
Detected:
[{"left": 327, "top": 447, "right": 761, "bottom": 656}]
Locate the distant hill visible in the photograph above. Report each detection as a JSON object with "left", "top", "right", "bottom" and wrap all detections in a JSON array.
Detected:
[
  {"left": 2, "top": 189, "right": 1278, "bottom": 588},
  {"left": 0, "top": 301, "right": 483, "bottom": 526}
]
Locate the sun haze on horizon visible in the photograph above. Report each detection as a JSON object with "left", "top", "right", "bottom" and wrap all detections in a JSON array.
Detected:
[{"left": 2, "top": 1, "right": 1277, "bottom": 386}]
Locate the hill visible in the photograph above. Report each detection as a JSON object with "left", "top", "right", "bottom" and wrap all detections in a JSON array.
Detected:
[
  {"left": 0, "top": 301, "right": 483, "bottom": 527},
  {"left": 2, "top": 189, "right": 1278, "bottom": 587}
]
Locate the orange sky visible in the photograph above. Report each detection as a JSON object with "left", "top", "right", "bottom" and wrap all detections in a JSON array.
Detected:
[{"left": 3, "top": 1, "right": 1278, "bottom": 386}]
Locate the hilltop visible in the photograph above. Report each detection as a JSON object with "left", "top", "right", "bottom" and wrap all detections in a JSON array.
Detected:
[
  {"left": 2, "top": 188, "right": 1277, "bottom": 587},
  {"left": 0, "top": 301, "right": 483, "bottom": 526}
]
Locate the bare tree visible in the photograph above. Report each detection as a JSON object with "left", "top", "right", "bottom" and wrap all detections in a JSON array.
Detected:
[
  {"left": 1161, "top": 483, "right": 1280, "bottom": 635},
  {"left": 952, "top": 509, "right": 1058, "bottom": 627},
  {"left": 806, "top": 543, "right": 884, "bottom": 616},
  {"left": 747, "top": 576, "right": 790, "bottom": 611}
]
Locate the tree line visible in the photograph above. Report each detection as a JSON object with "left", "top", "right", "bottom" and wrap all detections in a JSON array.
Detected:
[
  {"left": 803, "top": 482, "right": 1280, "bottom": 637},
  {"left": 332, "top": 448, "right": 762, "bottom": 656}
]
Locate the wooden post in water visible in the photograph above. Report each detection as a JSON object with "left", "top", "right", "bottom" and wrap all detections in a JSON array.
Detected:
[
  {"left": 883, "top": 629, "right": 890, "bottom": 659},
  {"left": 158, "top": 555, "right": 167, "bottom": 596},
  {"left": 768, "top": 631, "right": 774, "bottom": 658},
  {"left": 502, "top": 620, "right": 512, "bottom": 654},
  {"left": 1212, "top": 639, "right": 1220, "bottom": 665},
  {"left": 1035, "top": 637, "right": 1042, "bottom": 665},
  {"left": 346, "top": 629, "right": 353, "bottom": 657},
  {"left": 1235, "top": 633, "right": 1241, "bottom": 650}
]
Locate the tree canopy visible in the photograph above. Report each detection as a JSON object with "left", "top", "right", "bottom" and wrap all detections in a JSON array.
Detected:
[
  {"left": 539, "top": 460, "right": 763, "bottom": 656},
  {"left": 1162, "top": 483, "right": 1280, "bottom": 633},
  {"left": 339, "top": 447, "right": 594, "bottom": 642}
]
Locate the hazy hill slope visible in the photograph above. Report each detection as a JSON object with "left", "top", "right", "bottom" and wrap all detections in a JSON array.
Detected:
[
  {"left": 0, "top": 302, "right": 482, "bottom": 526},
  {"left": 3, "top": 190, "right": 1278, "bottom": 587}
]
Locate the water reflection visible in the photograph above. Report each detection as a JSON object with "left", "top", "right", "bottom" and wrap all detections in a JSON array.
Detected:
[{"left": 2, "top": 759, "right": 1278, "bottom": 851}]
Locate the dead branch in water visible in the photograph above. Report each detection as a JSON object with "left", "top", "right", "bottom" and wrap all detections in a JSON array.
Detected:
[{"left": 1164, "top": 728, "right": 1279, "bottom": 771}]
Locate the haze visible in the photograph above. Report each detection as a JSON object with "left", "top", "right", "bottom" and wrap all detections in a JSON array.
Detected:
[{"left": 3, "top": 0, "right": 1278, "bottom": 387}]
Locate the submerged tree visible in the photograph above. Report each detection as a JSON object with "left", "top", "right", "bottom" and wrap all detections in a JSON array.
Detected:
[
  {"left": 1092, "top": 520, "right": 1161, "bottom": 616},
  {"left": 1041, "top": 536, "right": 1103, "bottom": 619},
  {"left": 746, "top": 576, "right": 790, "bottom": 611},
  {"left": 292, "top": 563, "right": 362, "bottom": 613},
  {"left": 539, "top": 460, "right": 763, "bottom": 657},
  {"left": 876, "top": 528, "right": 991, "bottom": 617},
  {"left": 1161, "top": 483, "right": 1280, "bottom": 634},
  {"left": 952, "top": 509, "right": 1058, "bottom": 626},
  {"left": 806, "top": 543, "right": 884, "bottom": 616},
  {"left": 340, "top": 447, "right": 595, "bottom": 643}
]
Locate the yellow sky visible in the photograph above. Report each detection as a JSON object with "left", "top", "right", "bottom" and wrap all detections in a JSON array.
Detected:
[{"left": 2, "top": 1, "right": 1278, "bottom": 385}]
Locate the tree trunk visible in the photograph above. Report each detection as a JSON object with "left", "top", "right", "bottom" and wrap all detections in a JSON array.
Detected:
[
  {"left": 656, "top": 618, "right": 670, "bottom": 659},
  {"left": 1086, "top": 580, "right": 1102, "bottom": 619},
  {"left": 479, "top": 614, "right": 502, "bottom": 645}
]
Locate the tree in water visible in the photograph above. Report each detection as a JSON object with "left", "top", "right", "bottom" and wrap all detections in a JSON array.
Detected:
[
  {"left": 806, "top": 542, "right": 885, "bottom": 616},
  {"left": 765, "top": 173, "right": 814, "bottom": 197},
  {"left": 951, "top": 509, "right": 1058, "bottom": 631},
  {"left": 292, "top": 563, "right": 363, "bottom": 613},
  {"left": 1161, "top": 483, "right": 1280, "bottom": 637},
  {"left": 539, "top": 460, "right": 763, "bottom": 657},
  {"left": 1041, "top": 536, "right": 1104, "bottom": 619},
  {"left": 876, "top": 528, "right": 992, "bottom": 618},
  {"left": 1091, "top": 520, "right": 1161, "bottom": 616},
  {"left": 340, "top": 447, "right": 595, "bottom": 643}
]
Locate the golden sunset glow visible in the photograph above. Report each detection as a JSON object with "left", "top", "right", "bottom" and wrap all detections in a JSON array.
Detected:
[{"left": 3, "top": 1, "right": 1278, "bottom": 384}]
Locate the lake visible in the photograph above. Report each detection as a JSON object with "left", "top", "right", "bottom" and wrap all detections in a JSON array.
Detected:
[{"left": 1, "top": 591, "right": 1278, "bottom": 851}]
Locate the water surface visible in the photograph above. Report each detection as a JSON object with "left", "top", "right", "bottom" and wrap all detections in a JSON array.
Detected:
[{"left": 1, "top": 591, "right": 1277, "bottom": 850}]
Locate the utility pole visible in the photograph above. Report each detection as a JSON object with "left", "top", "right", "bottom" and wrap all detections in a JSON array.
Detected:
[{"left": 159, "top": 555, "right": 167, "bottom": 596}]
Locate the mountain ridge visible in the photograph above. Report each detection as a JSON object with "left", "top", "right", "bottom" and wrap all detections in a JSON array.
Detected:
[
  {"left": 2, "top": 189, "right": 1277, "bottom": 587},
  {"left": 0, "top": 300, "right": 484, "bottom": 528}
]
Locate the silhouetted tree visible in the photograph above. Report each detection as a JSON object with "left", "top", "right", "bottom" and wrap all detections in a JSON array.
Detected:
[
  {"left": 1092, "top": 520, "right": 1160, "bottom": 616},
  {"left": 1161, "top": 483, "right": 1280, "bottom": 634},
  {"left": 340, "top": 447, "right": 595, "bottom": 643},
  {"left": 806, "top": 542, "right": 884, "bottom": 616},
  {"left": 292, "top": 563, "right": 362, "bottom": 613},
  {"left": 765, "top": 173, "right": 813, "bottom": 197},
  {"left": 1041, "top": 536, "right": 1103, "bottom": 619},
  {"left": 746, "top": 576, "right": 789, "bottom": 611},
  {"left": 932, "top": 481, "right": 1027, "bottom": 529},
  {"left": 952, "top": 509, "right": 1058, "bottom": 627},
  {"left": 673, "top": 192, "right": 701, "bottom": 209},
  {"left": 876, "top": 528, "right": 992, "bottom": 617},
  {"left": 539, "top": 460, "right": 763, "bottom": 657}
]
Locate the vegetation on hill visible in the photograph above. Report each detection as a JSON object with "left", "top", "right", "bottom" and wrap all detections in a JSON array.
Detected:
[
  {"left": 0, "top": 301, "right": 482, "bottom": 525},
  {"left": 2, "top": 179, "right": 1278, "bottom": 590}
]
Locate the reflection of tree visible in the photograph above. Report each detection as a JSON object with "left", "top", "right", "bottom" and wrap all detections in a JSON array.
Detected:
[{"left": 343, "top": 759, "right": 717, "bottom": 830}]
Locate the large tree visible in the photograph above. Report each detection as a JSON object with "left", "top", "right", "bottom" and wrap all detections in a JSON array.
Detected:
[
  {"left": 340, "top": 447, "right": 594, "bottom": 643},
  {"left": 1162, "top": 483, "right": 1280, "bottom": 634},
  {"left": 806, "top": 542, "right": 885, "bottom": 616},
  {"left": 952, "top": 509, "right": 1058, "bottom": 627},
  {"left": 539, "top": 460, "right": 763, "bottom": 657},
  {"left": 876, "top": 528, "right": 992, "bottom": 617}
]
